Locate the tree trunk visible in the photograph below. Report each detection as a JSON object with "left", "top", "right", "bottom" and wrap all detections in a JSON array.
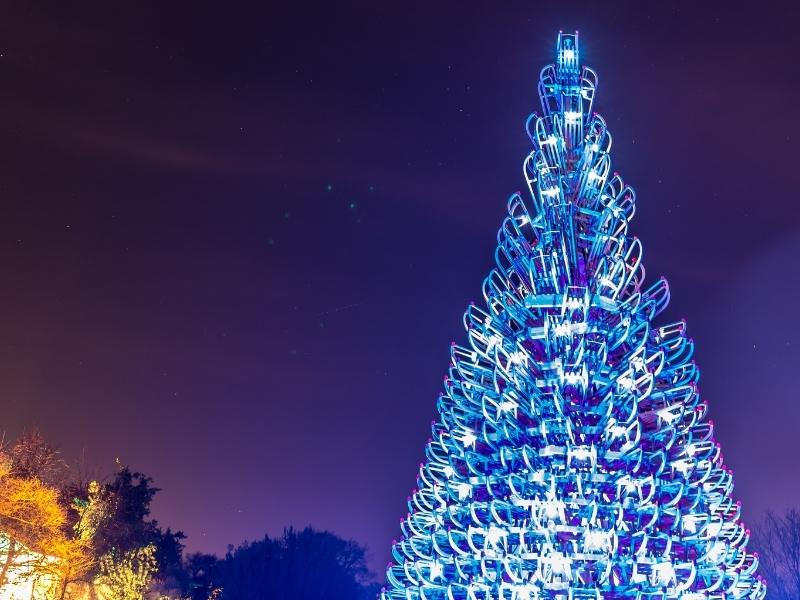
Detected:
[
  {"left": 57, "top": 575, "right": 70, "bottom": 600},
  {"left": 0, "top": 537, "right": 17, "bottom": 588}
]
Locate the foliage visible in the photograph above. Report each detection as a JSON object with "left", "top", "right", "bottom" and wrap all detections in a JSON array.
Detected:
[
  {"left": 3, "top": 430, "right": 67, "bottom": 486},
  {"left": 185, "top": 528, "right": 379, "bottom": 600},
  {"left": 750, "top": 508, "right": 800, "bottom": 600},
  {"left": 72, "top": 481, "right": 107, "bottom": 544},
  {"left": 0, "top": 453, "right": 92, "bottom": 594},
  {"left": 95, "top": 468, "right": 160, "bottom": 557},
  {"left": 0, "top": 475, "right": 66, "bottom": 557},
  {"left": 0, "top": 433, "right": 380, "bottom": 599},
  {"left": 0, "top": 434, "right": 184, "bottom": 599},
  {"left": 66, "top": 466, "right": 186, "bottom": 591},
  {"left": 98, "top": 544, "right": 159, "bottom": 600}
]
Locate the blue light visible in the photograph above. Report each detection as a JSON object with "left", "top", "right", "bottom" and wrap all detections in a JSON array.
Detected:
[
  {"left": 381, "top": 32, "right": 767, "bottom": 600},
  {"left": 556, "top": 31, "right": 580, "bottom": 79}
]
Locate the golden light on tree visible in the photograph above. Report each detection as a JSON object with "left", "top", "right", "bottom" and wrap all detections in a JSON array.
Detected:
[
  {"left": 0, "top": 447, "right": 93, "bottom": 600},
  {"left": 98, "top": 544, "right": 159, "bottom": 600}
]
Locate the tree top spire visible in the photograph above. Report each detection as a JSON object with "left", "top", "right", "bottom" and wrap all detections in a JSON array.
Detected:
[{"left": 555, "top": 31, "right": 580, "bottom": 82}]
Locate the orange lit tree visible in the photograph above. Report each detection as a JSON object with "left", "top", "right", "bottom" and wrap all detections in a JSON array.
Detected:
[{"left": 0, "top": 455, "right": 93, "bottom": 596}]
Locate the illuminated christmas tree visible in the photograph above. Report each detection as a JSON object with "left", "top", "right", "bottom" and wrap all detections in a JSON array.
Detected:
[{"left": 382, "top": 32, "right": 766, "bottom": 600}]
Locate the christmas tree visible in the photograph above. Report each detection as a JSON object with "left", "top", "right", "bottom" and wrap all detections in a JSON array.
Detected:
[{"left": 382, "top": 32, "right": 766, "bottom": 600}]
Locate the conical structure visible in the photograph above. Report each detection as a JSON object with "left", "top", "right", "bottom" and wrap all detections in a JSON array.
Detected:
[{"left": 382, "top": 33, "right": 766, "bottom": 600}]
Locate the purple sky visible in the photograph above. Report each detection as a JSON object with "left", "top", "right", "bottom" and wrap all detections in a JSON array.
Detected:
[{"left": 1, "top": 1, "right": 798, "bottom": 575}]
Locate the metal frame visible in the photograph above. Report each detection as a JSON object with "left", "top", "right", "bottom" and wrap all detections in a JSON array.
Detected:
[{"left": 381, "top": 32, "right": 766, "bottom": 600}]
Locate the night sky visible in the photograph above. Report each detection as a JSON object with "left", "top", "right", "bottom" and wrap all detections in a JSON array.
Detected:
[{"left": 1, "top": 1, "right": 799, "bottom": 576}]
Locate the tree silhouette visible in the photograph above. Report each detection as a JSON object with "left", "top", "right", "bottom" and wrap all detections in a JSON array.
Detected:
[
  {"left": 186, "top": 527, "right": 378, "bottom": 600},
  {"left": 750, "top": 509, "right": 800, "bottom": 600}
]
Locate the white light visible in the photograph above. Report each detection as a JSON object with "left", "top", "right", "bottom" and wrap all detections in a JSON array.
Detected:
[
  {"left": 498, "top": 399, "right": 518, "bottom": 414},
  {"left": 508, "top": 351, "right": 526, "bottom": 366},
  {"left": 542, "top": 186, "right": 560, "bottom": 198},
  {"left": 511, "top": 584, "right": 537, "bottom": 600},
  {"left": 545, "top": 552, "right": 572, "bottom": 577},
  {"left": 631, "top": 570, "right": 647, "bottom": 584},
  {"left": 566, "top": 297, "right": 583, "bottom": 310},
  {"left": 564, "top": 111, "right": 581, "bottom": 125},
  {"left": 563, "top": 49, "right": 575, "bottom": 61},
  {"left": 430, "top": 561, "right": 444, "bottom": 581},
  {"left": 553, "top": 322, "right": 571, "bottom": 337},
  {"left": 656, "top": 406, "right": 680, "bottom": 424},
  {"left": 543, "top": 498, "right": 562, "bottom": 520},
  {"left": 609, "top": 424, "right": 627, "bottom": 439},
  {"left": 456, "top": 483, "right": 472, "bottom": 500},
  {"left": 542, "top": 135, "right": 558, "bottom": 146},
  {"left": 617, "top": 375, "right": 634, "bottom": 390},
  {"left": 584, "top": 529, "right": 610, "bottom": 552},
  {"left": 485, "top": 526, "right": 506, "bottom": 549},
  {"left": 708, "top": 541, "right": 727, "bottom": 562},
  {"left": 459, "top": 429, "right": 477, "bottom": 448},
  {"left": 706, "top": 521, "right": 722, "bottom": 537},
  {"left": 0, "top": 536, "right": 61, "bottom": 600},
  {"left": 651, "top": 561, "right": 676, "bottom": 586},
  {"left": 618, "top": 476, "right": 637, "bottom": 493},
  {"left": 570, "top": 446, "right": 593, "bottom": 461},
  {"left": 683, "top": 514, "right": 698, "bottom": 533},
  {"left": 598, "top": 275, "right": 615, "bottom": 287},
  {"left": 486, "top": 333, "right": 504, "bottom": 351}
]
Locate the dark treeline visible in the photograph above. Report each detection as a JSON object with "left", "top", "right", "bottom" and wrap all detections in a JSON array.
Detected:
[{"left": 184, "top": 529, "right": 379, "bottom": 600}]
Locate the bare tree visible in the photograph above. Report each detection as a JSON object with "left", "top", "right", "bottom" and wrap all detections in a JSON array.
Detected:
[
  {"left": 751, "top": 508, "right": 800, "bottom": 599},
  {"left": 1, "top": 430, "right": 67, "bottom": 487}
]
